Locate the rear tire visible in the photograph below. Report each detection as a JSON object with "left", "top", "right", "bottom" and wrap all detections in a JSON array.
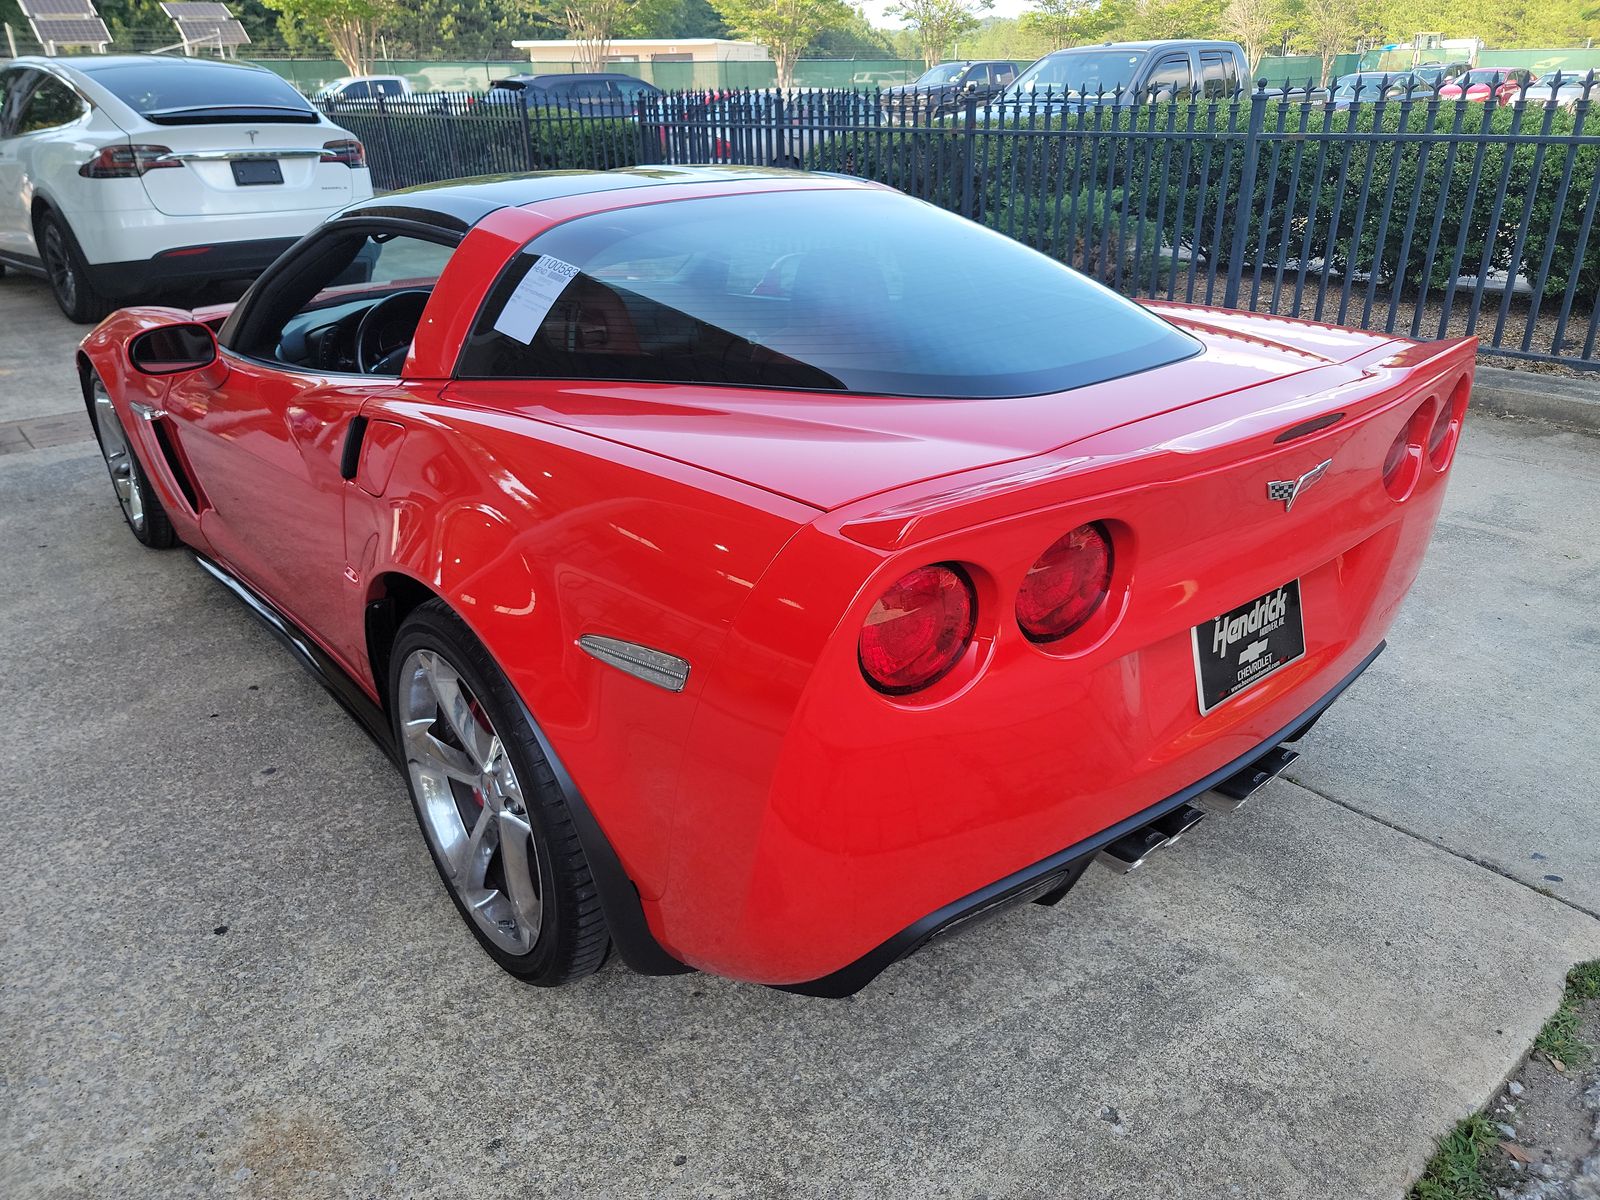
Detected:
[
  {"left": 89, "top": 372, "right": 177, "bottom": 549},
  {"left": 38, "top": 210, "right": 114, "bottom": 324},
  {"left": 390, "top": 600, "right": 610, "bottom": 985}
]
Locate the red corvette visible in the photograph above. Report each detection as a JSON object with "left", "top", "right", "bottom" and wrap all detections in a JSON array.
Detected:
[{"left": 78, "top": 167, "right": 1473, "bottom": 995}]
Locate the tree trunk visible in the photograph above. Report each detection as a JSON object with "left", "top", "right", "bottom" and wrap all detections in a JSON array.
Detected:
[{"left": 775, "top": 45, "right": 797, "bottom": 89}]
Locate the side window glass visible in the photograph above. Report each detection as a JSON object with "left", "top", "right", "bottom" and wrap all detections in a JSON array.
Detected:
[
  {"left": 345, "top": 80, "right": 371, "bottom": 99},
  {"left": 994, "top": 65, "right": 1016, "bottom": 85},
  {"left": 1147, "top": 55, "right": 1192, "bottom": 98},
  {"left": 16, "top": 76, "right": 86, "bottom": 135},
  {"left": 378, "top": 80, "right": 403, "bottom": 96},
  {"left": 0, "top": 69, "right": 35, "bottom": 136},
  {"left": 1200, "top": 54, "right": 1230, "bottom": 99}
]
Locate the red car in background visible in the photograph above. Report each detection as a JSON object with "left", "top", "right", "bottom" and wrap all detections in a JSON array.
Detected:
[
  {"left": 77, "top": 168, "right": 1474, "bottom": 995},
  {"left": 1438, "top": 68, "right": 1534, "bottom": 104}
]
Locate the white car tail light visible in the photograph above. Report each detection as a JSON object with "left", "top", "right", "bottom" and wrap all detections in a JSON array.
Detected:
[
  {"left": 79, "top": 145, "right": 179, "bottom": 178},
  {"left": 320, "top": 139, "right": 366, "bottom": 168}
]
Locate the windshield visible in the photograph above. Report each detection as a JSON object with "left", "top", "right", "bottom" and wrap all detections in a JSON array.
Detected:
[
  {"left": 1003, "top": 50, "right": 1148, "bottom": 99},
  {"left": 1535, "top": 73, "right": 1581, "bottom": 87},
  {"left": 460, "top": 189, "right": 1196, "bottom": 399},
  {"left": 85, "top": 61, "right": 316, "bottom": 120},
  {"left": 916, "top": 63, "right": 965, "bottom": 86},
  {"left": 1456, "top": 70, "right": 1506, "bottom": 86}
]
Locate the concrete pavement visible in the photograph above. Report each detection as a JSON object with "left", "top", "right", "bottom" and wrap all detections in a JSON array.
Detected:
[{"left": 2, "top": 270, "right": 1599, "bottom": 1199}]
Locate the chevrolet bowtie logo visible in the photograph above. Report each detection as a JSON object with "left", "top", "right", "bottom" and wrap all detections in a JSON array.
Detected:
[{"left": 1267, "top": 458, "right": 1332, "bottom": 513}]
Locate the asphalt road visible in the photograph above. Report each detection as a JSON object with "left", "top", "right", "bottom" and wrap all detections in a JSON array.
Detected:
[{"left": 2, "top": 269, "right": 1599, "bottom": 1200}]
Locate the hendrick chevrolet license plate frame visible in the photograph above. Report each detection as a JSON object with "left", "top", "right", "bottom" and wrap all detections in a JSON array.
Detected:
[{"left": 1192, "top": 580, "right": 1307, "bottom": 714}]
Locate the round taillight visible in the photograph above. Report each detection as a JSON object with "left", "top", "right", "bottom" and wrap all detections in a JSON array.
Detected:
[
  {"left": 1383, "top": 401, "right": 1435, "bottom": 500},
  {"left": 858, "top": 563, "right": 976, "bottom": 695},
  {"left": 1016, "top": 522, "right": 1114, "bottom": 643}
]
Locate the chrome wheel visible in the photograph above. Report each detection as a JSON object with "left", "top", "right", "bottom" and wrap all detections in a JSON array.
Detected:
[
  {"left": 93, "top": 381, "right": 145, "bottom": 532},
  {"left": 42, "top": 221, "right": 77, "bottom": 312},
  {"left": 399, "top": 648, "right": 544, "bottom": 954}
]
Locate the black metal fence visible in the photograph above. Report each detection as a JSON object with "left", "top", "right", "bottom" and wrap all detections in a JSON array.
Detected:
[{"left": 320, "top": 76, "right": 1600, "bottom": 370}]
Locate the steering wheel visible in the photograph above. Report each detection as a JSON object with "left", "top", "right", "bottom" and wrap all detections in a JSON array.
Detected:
[{"left": 355, "top": 289, "right": 431, "bottom": 375}]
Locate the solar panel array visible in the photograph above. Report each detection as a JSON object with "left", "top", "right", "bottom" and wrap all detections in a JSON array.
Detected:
[
  {"left": 18, "top": 0, "right": 111, "bottom": 48},
  {"left": 160, "top": 1, "right": 251, "bottom": 47},
  {"left": 17, "top": 0, "right": 99, "bottom": 16}
]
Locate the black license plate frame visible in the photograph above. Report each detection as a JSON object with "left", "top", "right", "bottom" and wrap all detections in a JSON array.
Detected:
[
  {"left": 1191, "top": 580, "right": 1307, "bottom": 714},
  {"left": 231, "top": 159, "right": 284, "bottom": 186}
]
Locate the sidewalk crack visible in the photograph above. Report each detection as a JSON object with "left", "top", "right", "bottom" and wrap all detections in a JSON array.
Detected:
[{"left": 1284, "top": 777, "right": 1600, "bottom": 923}]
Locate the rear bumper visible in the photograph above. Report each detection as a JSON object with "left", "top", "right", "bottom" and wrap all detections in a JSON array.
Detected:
[
  {"left": 780, "top": 642, "right": 1383, "bottom": 997},
  {"left": 85, "top": 237, "right": 299, "bottom": 299}
]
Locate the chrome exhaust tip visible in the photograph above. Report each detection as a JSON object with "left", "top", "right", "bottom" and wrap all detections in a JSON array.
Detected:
[
  {"left": 1094, "top": 826, "right": 1173, "bottom": 874},
  {"left": 1196, "top": 745, "right": 1300, "bottom": 814}
]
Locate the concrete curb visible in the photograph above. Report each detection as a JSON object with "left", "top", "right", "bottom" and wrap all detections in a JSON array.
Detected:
[{"left": 1472, "top": 364, "right": 1600, "bottom": 434}]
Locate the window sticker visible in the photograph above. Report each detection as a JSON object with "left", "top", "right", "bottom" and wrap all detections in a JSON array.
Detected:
[{"left": 492, "top": 255, "right": 582, "bottom": 344}]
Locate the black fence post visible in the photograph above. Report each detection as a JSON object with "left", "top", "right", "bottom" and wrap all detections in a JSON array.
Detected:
[
  {"left": 635, "top": 94, "right": 656, "bottom": 166},
  {"left": 959, "top": 95, "right": 978, "bottom": 219},
  {"left": 517, "top": 100, "right": 537, "bottom": 172},
  {"left": 373, "top": 92, "right": 399, "bottom": 189},
  {"left": 1223, "top": 82, "right": 1268, "bottom": 310}
]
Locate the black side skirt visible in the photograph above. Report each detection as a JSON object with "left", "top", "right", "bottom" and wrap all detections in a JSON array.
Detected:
[
  {"left": 779, "top": 641, "right": 1385, "bottom": 999},
  {"left": 191, "top": 552, "right": 690, "bottom": 977}
]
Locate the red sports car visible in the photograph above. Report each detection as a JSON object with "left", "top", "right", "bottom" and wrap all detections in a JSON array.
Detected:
[
  {"left": 1437, "top": 68, "right": 1533, "bottom": 105},
  {"left": 78, "top": 167, "right": 1473, "bottom": 995}
]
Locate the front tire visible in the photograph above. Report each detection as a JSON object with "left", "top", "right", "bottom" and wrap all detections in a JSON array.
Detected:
[
  {"left": 89, "top": 373, "right": 177, "bottom": 549},
  {"left": 39, "top": 210, "right": 114, "bottom": 324},
  {"left": 390, "top": 600, "right": 610, "bottom": 985}
]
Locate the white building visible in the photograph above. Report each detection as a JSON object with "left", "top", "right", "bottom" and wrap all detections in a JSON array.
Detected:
[{"left": 511, "top": 38, "right": 770, "bottom": 68}]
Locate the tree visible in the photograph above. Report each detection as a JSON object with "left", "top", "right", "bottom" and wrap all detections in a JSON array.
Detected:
[
  {"left": 712, "top": 0, "right": 854, "bottom": 86},
  {"left": 887, "top": 0, "right": 992, "bottom": 68},
  {"left": 806, "top": 3, "right": 894, "bottom": 56},
  {"left": 1295, "top": 0, "right": 1364, "bottom": 78},
  {"left": 1224, "top": 0, "right": 1286, "bottom": 72},
  {"left": 1021, "top": 0, "right": 1106, "bottom": 50},
  {"left": 264, "top": 0, "right": 394, "bottom": 72},
  {"left": 563, "top": 0, "right": 635, "bottom": 71}
]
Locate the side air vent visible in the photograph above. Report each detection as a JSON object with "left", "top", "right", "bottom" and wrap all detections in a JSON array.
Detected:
[{"left": 150, "top": 420, "right": 205, "bottom": 513}]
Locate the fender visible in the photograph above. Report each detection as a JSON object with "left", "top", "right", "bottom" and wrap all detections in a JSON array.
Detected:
[
  {"left": 343, "top": 398, "right": 812, "bottom": 946},
  {"left": 77, "top": 307, "right": 220, "bottom": 552}
]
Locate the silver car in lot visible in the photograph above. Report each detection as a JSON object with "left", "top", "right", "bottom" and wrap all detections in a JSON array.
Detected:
[{"left": 1524, "top": 70, "right": 1595, "bottom": 110}]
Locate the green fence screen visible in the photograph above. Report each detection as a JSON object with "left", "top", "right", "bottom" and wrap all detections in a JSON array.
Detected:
[{"left": 248, "top": 57, "right": 925, "bottom": 94}]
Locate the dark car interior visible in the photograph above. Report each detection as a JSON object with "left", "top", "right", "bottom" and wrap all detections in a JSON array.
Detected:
[{"left": 221, "top": 223, "right": 459, "bottom": 376}]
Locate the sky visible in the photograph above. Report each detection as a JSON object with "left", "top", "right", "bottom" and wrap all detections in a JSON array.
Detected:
[{"left": 856, "top": 0, "right": 1036, "bottom": 30}]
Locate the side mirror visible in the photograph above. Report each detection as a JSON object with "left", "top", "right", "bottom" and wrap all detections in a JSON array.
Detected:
[
  {"left": 128, "top": 322, "right": 219, "bottom": 376},
  {"left": 963, "top": 79, "right": 980, "bottom": 94}
]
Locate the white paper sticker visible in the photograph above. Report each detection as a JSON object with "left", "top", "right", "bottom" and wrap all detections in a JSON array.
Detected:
[{"left": 491, "top": 255, "right": 582, "bottom": 344}]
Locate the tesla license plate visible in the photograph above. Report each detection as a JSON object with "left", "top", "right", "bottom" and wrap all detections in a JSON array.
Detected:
[
  {"left": 231, "top": 159, "right": 283, "bottom": 186},
  {"left": 1192, "top": 580, "right": 1306, "bottom": 714}
]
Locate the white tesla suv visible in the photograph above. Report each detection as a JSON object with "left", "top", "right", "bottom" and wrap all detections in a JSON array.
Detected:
[{"left": 0, "top": 55, "right": 373, "bottom": 322}]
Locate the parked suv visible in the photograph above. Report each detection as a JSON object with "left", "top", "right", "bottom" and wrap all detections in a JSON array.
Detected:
[
  {"left": 479, "top": 73, "right": 662, "bottom": 117},
  {"left": 985, "top": 40, "right": 1247, "bottom": 118},
  {"left": 881, "top": 60, "right": 1021, "bottom": 121},
  {"left": 0, "top": 55, "right": 371, "bottom": 321}
]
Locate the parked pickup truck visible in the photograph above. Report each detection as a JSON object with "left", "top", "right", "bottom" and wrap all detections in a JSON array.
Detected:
[
  {"left": 881, "top": 60, "right": 1022, "bottom": 122},
  {"left": 312, "top": 75, "right": 413, "bottom": 111},
  {"left": 983, "top": 40, "right": 1250, "bottom": 116}
]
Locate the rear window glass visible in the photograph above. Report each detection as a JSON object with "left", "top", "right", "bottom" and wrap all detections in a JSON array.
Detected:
[
  {"left": 458, "top": 189, "right": 1196, "bottom": 399},
  {"left": 85, "top": 62, "right": 313, "bottom": 119}
]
